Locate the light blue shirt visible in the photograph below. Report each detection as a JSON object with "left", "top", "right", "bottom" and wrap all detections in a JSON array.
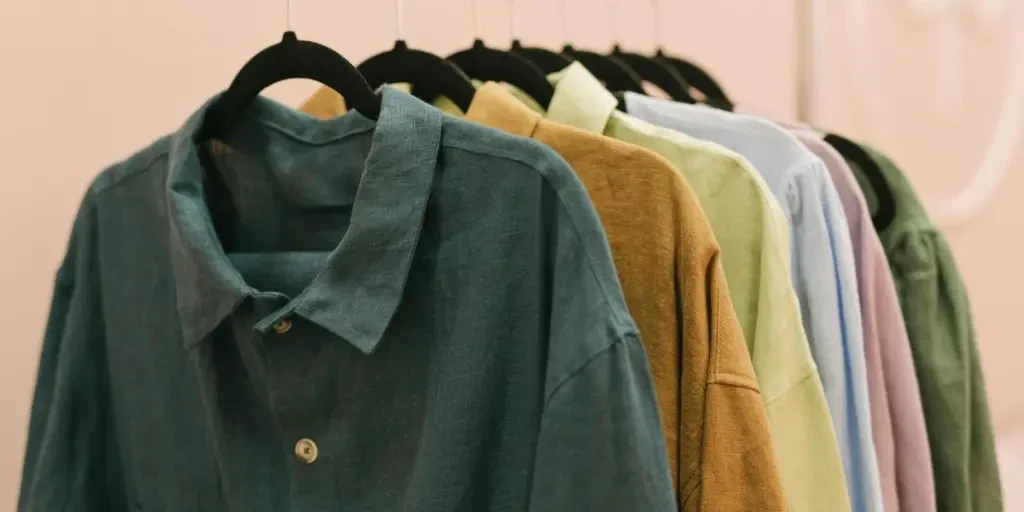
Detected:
[{"left": 624, "top": 93, "right": 882, "bottom": 512}]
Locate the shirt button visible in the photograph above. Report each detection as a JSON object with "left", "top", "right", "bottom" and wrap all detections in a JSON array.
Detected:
[
  {"left": 294, "top": 438, "right": 319, "bottom": 464},
  {"left": 271, "top": 318, "right": 293, "bottom": 334}
]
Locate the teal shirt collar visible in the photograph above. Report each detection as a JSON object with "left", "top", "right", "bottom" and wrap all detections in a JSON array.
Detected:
[{"left": 166, "top": 87, "right": 442, "bottom": 354}]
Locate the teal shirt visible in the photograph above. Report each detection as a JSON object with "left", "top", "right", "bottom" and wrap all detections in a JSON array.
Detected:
[
  {"left": 849, "top": 146, "right": 1003, "bottom": 512},
  {"left": 19, "top": 87, "right": 675, "bottom": 511}
]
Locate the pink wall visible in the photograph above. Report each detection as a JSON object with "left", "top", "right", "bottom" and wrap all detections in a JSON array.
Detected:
[
  {"left": 814, "top": 0, "right": 1024, "bottom": 430},
  {"left": 0, "top": 1, "right": 1019, "bottom": 508}
]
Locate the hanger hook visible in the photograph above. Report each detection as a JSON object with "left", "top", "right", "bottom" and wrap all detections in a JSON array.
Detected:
[
  {"left": 470, "top": 0, "right": 480, "bottom": 41},
  {"left": 394, "top": 0, "right": 405, "bottom": 41},
  {"left": 286, "top": 0, "right": 293, "bottom": 32},
  {"left": 650, "top": 0, "right": 663, "bottom": 49},
  {"left": 561, "top": 0, "right": 571, "bottom": 46},
  {"left": 509, "top": 0, "right": 517, "bottom": 43},
  {"left": 609, "top": 0, "right": 620, "bottom": 49}
]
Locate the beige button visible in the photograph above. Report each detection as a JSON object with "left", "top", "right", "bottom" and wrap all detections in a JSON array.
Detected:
[
  {"left": 271, "top": 318, "right": 293, "bottom": 334},
  {"left": 294, "top": 438, "right": 319, "bottom": 464}
]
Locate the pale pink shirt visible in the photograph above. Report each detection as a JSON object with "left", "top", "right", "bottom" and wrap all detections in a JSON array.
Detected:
[{"left": 791, "top": 128, "right": 936, "bottom": 512}]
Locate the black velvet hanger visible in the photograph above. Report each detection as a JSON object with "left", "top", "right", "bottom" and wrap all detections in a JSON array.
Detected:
[
  {"left": 357, "top": 40, "right": 476, "bottom": 112},
  {"left": 447, "top": 39, "right": 554, "bottom": 109},
  {"left": 611, "top": 45, "right": 695, "bottom": 103},
  {"left": 823, "top": 133, "right": 897, "bottom": 231},
  {"left": 562, "top": 44, "right": 646, "bottom": 94},
  {"left": 510, "top": 40, "right": 574, "bottom": 74},
  {"left": 655, "top": 50, "right": 732, "bottom": 109},
  {"left": 197, "top": 31, "right": 379, "bottom": 245},
  {"left": 198, "top": 31, "right": 380, "bottom": 143}
]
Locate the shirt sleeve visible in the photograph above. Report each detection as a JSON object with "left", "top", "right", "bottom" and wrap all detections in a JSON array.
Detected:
[
  {"left": 891, "top": 232, "right": 1003, "bottom": 511},
  {"left": 868, "top": 244, "right": 936, "bottom": 512},
  {"left": 788, "top": 164, "right": 883, "bottom": 511},
  {"left": 18, "top": 199, "right": 124, "bottom": 512},
  {"left": 688, "top": 259, "right": 789, "bottom": 512},
  {"left": 527, "top": 337, "right": 677, "bottom": 511},
  {"left": 750, "top": 203, "right": 852, "bottom": 511},
  {"left": 665, "top": 175, "right": 787, "bottom": 511}
]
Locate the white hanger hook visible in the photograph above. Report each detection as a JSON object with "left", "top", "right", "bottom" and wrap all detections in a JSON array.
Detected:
[
  {"left": 471, "top": 0, "right": 480, "bottom": 41},
  {"left": 395, "top": 0, "right": 405, "bottom": 41},
  {"left": 562, "top": 0, "right": 571, "bottom": 46},
  {"left": 509, "top": 0, "right": 517, "bottom": 42},
  {"left": 609, "top": 0, "right": 619, "bottom": 47},
  {"left": 650, "top": 0, "right": 663, "bottom": 48},
  {"left": 286, "top": 0, "right": 293, "bottom": 32}
]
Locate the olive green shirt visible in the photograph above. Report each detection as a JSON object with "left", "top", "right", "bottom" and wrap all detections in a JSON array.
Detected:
[{"left": 848, "top": 146, "right": 1003, "bottom": 512}]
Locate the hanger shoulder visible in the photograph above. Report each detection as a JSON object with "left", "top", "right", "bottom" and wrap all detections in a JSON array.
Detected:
[
  {"left": 656, "top": 51, "right": 731, "bottom": 106},
  {"left": 563, "top": 46, "right": 645, "bottom": 94},
  {"left": 612, "top": 48, "right": 694, "bottom": 103},
  {"left": 448, "top": 40, "right": 554, "bottom": 108},
  {"left": 823, "top": 133, "right": 897, "bottom": 231},
  {"left": 358, "top": 41, "right": 476, "bottom": 112},
  {"left": 510, "top": 41, "right": 574, "bottom": 74},
  {"left": 199, "top": 32, "right": 379, "bottom": 143}
]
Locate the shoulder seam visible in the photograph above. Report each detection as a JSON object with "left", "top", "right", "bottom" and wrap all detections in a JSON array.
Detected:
[
  {"left": 54, "top": 194, "right": 98, "bottom": 286},
  {"left": 90, "top": 144, "right": 171, "bottom": 198}
]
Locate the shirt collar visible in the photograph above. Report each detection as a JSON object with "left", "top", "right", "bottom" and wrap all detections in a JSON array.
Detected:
[
  {"left": 464, "top": 82, "right": 544, "bottom": 137},
  {"left": 546, "top": 62, "right": 618, "bottom": 134},
  {"left": 167, "top": 87, "right": 442, "bottom": 354}
]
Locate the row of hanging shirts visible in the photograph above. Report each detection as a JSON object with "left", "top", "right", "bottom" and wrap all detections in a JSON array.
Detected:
[{"left": 16, "top": 1, "right": 1003, "bottom": 511}]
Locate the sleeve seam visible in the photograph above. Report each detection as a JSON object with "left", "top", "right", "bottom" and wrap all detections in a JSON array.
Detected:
[
  {"left": 709, "top": 275, "right": 723, "bottom": 377},
  {"left": 542, "top": 339, "right": 623, "bottom": 407},
  {"left": 901, "top": 268, "right": 938, "bottom": 281},
  {"left": 763, "top": 370, "right": 820, "bottom": 406},
  {"left": 708, "top": 373, "right": 761, "bottom": 392}
]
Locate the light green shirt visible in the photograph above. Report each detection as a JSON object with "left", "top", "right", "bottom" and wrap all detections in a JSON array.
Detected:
[{"left": 544, "top": 63, "right": 851, "bottom": 512}]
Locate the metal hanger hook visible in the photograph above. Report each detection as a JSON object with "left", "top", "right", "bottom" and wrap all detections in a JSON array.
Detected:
[
  {"left": 561, "top": 0, "right": 571, "bottom": 46},
  {"left": 470, "top": 0, "right": 481, "bottom": 41},
  {"left": 608, "top": 0, "right": 624, "bottom": 49},
  {"left": 286, "top": 0, "right": 293, "bottom": 32},
  {"left": 650, "top": 0, "right": 663, "bottom": 49},
  {"left": 394, "top": 0, "right": 405, "bottom": 41},
  {"left": 508, "top": 0, "right": 517, "bottom": 42}
]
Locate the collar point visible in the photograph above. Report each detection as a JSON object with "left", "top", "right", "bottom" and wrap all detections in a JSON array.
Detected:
[{"left": 294, "top": 303, "right": 388, "bottom": 356}]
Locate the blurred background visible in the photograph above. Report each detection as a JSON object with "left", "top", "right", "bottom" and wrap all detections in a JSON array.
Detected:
[{"left": 1, "top": 1, "right": 1021, "bottom": 509}]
